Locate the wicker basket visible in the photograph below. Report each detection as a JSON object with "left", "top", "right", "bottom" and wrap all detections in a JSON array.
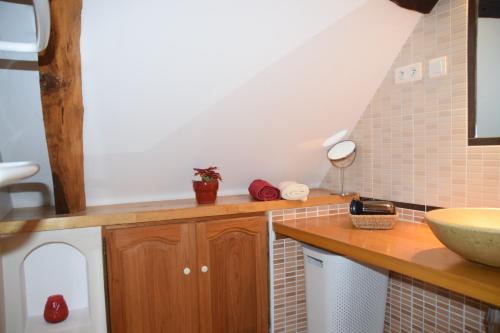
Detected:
[{"left": 349, "top": 213, "right": 398, "bottom": 230}]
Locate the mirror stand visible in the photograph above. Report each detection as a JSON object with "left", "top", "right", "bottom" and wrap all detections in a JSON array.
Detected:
[{"left": 327, "top": 140, "right": 358, "bottom": 197}]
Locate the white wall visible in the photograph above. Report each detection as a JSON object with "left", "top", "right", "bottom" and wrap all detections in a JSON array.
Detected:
[
  {"left": 82, "top": 0, "right": 421, "bottom": 205},
  {"left": 476, "top": 18, "right": 500, "bottom": 138},
  {"left": 0, "top": 1, "right": 53, "bottom": 209}
]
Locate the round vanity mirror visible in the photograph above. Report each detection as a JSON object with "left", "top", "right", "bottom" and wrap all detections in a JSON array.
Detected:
[
  {"left": 327, "top": 140, "right": 356, "bottom": 196},
  {"left": 327, "top": 140, "right": 356, "bottom": 162}
]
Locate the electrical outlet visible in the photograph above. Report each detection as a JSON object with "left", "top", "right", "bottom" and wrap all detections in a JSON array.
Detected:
[
  {"left": 395, "top": 62, "right": 422, "bottom": 84},
  {"left": 407, "top": 62, "right": 422, "bottom": 81},
  {"left": 395, "top": 66, "right": 407, "bottom": 84}
]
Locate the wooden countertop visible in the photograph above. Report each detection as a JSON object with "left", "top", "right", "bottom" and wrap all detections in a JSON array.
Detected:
[
  {"left": 273, "top": 214, "right": 500, "bottom": 307},
  {"left": 0, "top": 189, "right": 356, "bottom": 234}
]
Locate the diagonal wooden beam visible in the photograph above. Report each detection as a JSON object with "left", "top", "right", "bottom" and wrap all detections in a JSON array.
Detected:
[
  {"left": 38, "top": 0, "right": 85, "bottom": 214},
  {"left": 390, "top": 0, "right": 439, "bottom": 14}
]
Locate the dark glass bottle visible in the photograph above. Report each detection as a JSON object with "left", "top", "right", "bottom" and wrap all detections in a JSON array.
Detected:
[{"left": 350, "top": 199, "right": 396, "bottom": 215}]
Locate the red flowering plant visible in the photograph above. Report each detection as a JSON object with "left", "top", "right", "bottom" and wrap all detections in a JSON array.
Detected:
[{"left": 193, "top": 166, "right": 222, "bottom": 183}]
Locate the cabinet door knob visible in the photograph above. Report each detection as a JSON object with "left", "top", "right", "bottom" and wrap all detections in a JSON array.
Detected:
[
  {"left": 201, "top": 265, "right": 208, "bottom": 273},
  {"left": 183, "top": 267, "right": 191, "bottom": 275}
]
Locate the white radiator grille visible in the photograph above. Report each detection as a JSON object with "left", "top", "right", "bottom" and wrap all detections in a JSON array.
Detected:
[{"left": 303, "top": 245, "right": 388, "bottom": 333}]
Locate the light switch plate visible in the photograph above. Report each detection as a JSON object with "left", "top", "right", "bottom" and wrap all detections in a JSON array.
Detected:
[{"left": 429, "top": 56, "right": 447, "bottom": 78}]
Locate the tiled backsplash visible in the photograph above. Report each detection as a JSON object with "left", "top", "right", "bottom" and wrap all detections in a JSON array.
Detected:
[
  {"left": 270, "top": 205, "right": 493, "bottom": 333},
  {"left": 385, "top": 273, "right": 489, "bottom": 333},
  {"left": 396, "top": 207, "right": 425, "bottom": 223},
  {"left": 271, "top": 204, "right": 348, "bottom": 333},
  {"left": 321, "top": 0, "right": 500, "bottom": 209},
  {"left": 271, "top": 204, "right": 349, "bottom": 333},
  {"left": 272, "top": 238, "right": 307, "bottom": 333}
]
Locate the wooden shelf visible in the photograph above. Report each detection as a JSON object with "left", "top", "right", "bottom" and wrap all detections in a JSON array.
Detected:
[
  {"left": 273, "top": 214, "right": 500, "bottom": 307},
  {"left": 0, "top": 189, "right": 356, "bottom": 234}
]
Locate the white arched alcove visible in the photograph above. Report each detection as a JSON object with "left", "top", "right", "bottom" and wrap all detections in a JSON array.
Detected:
[
  {"left": 0, "top": 227, "right": 107, "bottom": 333},
  {"left": 22, "top": 243, "right": 89, "bottom": 318}
]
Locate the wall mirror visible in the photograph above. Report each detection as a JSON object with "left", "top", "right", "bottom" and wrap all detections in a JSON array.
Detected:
[{"left": 468, "top": 0, "right": 500, "bottom": 145}]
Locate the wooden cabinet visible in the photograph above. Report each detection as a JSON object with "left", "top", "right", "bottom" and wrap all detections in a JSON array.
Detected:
[
  {"left": 104, "top": 216, "right": 268, "bottom": 333},
  {"left": 196, "top": 217, "right": 268, "bottom": 333},
  {"left": 105, "top": 223, "right": 199, "bottom": 333}
]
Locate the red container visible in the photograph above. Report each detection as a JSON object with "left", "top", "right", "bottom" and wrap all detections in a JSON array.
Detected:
[
  {"left": 44, "top": 294, "right": 69, "bottom": 323},
  {"left": 193, "top": 180, "right": 219, "bottom": 204}
]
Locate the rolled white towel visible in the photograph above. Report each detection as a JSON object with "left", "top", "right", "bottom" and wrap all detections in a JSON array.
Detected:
[{"left": 279, "top": 181, "right": 310, "bottom": 202}]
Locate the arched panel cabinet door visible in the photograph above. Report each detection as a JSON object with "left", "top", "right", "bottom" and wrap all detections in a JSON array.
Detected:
[
  {"left": 196, "top": 216, "right": 269, "bottom": 333},
  {"left": 104, "top": 223, "right": 199, "bottom": 333}
]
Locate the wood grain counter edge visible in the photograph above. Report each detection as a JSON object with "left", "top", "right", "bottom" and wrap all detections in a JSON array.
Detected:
[
  {"left": 0, "top": 190, "right": 357, "bottom": 234},
  {"left": 273, "top": 221, "right": 500, "bottom": 307}
]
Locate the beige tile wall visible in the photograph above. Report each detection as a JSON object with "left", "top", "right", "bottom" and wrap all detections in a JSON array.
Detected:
[
  {"left": 270, "top": 205, "right": 493, "bottom": 333},
  {"left": 321, "top": 0, "right": 500, "bottom": 209},
  {"left": 317, "top": 1, "right": 500, "bottom": 330},
  {"left": 397, "top": 207, "right": 426, "bottom": 223},
  {"left": 271, "top": 204, "right": 349, "bottom": 333},
  {"left": 272, "top": 238, "right": 307, "bottom": 333},
  {"left": 385, "top": 273, "right": 489, "bottom": 333},
  {"left": 384, "top": 209, "right": 492, "bottom": 333}
]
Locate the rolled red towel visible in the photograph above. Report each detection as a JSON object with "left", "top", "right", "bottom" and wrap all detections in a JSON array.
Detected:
[{"left": 248, "top": 179, "right": 281, "bottom": 201}]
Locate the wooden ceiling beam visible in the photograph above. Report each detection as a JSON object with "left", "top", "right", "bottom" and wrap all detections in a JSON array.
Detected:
[
  {"left": 390, "top": 0, "right": 439, "bottom": 14},
  {"left": 38, "top": 0, "right": 86, "bottom": 214}
]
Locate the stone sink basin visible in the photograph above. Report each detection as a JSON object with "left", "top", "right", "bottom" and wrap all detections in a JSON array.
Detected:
[{"left": 425, "top": 208, "right": 500, "bottom": 267}]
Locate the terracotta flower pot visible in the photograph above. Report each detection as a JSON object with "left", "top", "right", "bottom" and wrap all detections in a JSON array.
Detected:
[
  {"left": 44, "top": 294, "right": 69, "bottom": 323},
  {"left": 193, "top": 180, "right": 219, "bottom": 204}
]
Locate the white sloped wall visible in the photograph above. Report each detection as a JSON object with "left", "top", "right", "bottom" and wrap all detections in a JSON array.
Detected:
[
  {"left": 0, "top": 0, "right": 421, "bottom": 209},
  {"left": 81, "top": 0, "right": 421, "bottom": 205}
]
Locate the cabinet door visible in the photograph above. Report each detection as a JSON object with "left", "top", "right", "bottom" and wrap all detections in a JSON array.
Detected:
[
  {"left": 196, "top": 216, "right": 269, "bottom": 333},
  {"left": 105, "top": 223, "right": 199, "bottom": 333}
]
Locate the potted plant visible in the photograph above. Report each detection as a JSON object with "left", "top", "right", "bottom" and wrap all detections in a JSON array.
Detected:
[{"left": 192, "top": 166, "right": 222, "bottom": 204}]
